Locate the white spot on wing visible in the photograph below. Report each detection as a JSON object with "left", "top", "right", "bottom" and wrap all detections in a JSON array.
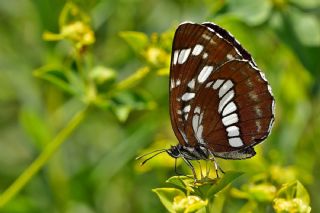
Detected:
[
  {"left": 256, "top": 120, "right": 262, "bottom": 132},
  {"left": 196, "top": 125, "right": 203, "bottom": 143},
  {"left": 228, "top": 137, "right": 243, "bottom": 147},
  {"left": 219, "top": 80, "right": 234, "bottom": 98},
  {"left": 176, "top": 79, "right": 181, "bottom": 86},
  {"left": 199, "top": 111, "right": 203, "bottom": 125},
  {"left": 178, "top": 48, "right": 191, "bottom": 64},
  {"left": 222, "top": 113, "right": 238, "bottom": 126},
  {"left": 170, "top": 79, "right": 175, "bottom": 90},
  {"left": 246, "top": 79, "right": 253, "bottom": 87},
  {"left": 181, "top": 93, "right": 195, "bottom": 101},
  {"left": 227, "top": 54, "right": 235, "bottom": 60},
  {"left": 254, "top": 106, "right": 262, "bottom": 117},
  {"left": 194, "top": 106, "right": 200, "bottom": 114},
  {"left": 198, "top": 66, "right": 214, "bottom": 83},
  {"left": 222, "top": 101, "right": 237, "bottom": 116},
  {"left": 177, "top": 110, "right": 182, "bottom": 115},
  {"left": 202, "top": 33, "right": 211, "bottom": 40},
  {"left": 203, "top": 52, "right": 208, "bottom": 59},
  {"left": 192, "top": 44, "right": 204, "bottom": 56},
  {"left": 249, "top": 92, "right": 258, "bottom": 101},
  {"left": 212, "top": 79, "right": 225, "bottom": 90},
  {"left": 209, "top": 39, "right": 216, "bottom": 45},
  {"left": 183, "top": 105, "right": 191, "bottom": 113},
  {"left": 173, "top": 50, "right": 179, "bottom": 65},
  {"left": 192, "top": 114, "right": 199, "bottom": 133},
  {"left": 179, "top": 129, "right": 189, "bottom": 144},
  {"left": 188, "top": 78, "right": 195, "bottom": 89},
  {"left": 192, "top": 109, "right": 205, "bottom": 144},
  {"left": 205, "top": 81, "right": 213, "bottom": 88},
  {"left": 218, "top": 90, "right": 234, "bottom": 113},
  {"left": 226, "top": 126, "right": 240, "bottom": 137}
]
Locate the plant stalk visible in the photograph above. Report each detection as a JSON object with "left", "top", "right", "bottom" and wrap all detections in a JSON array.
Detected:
[{"left": 0, "top": 107, "right": 88, "bottom": 208}]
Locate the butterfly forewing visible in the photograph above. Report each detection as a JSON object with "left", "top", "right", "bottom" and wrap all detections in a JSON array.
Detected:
[
  {"left": 169, "top": 22, "right": 275, "bottom": 159},
  {"left": 202, "top": 22, "right": 256, "bottom": 65},
  {"left": 170, "top": 23, "right": 246, "bottom": 147}
]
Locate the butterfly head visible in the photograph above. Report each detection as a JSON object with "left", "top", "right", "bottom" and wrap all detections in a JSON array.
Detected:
[
  {"left": 166, "top": 145, "right": 182, "bottom": 158},
  {"left": 136, "top": 145, "right": 184, "bottom": 166}
]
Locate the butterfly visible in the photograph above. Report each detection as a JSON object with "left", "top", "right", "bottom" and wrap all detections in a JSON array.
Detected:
[{"left": 137, "top": 22, "right": 275, "bottom": 179}]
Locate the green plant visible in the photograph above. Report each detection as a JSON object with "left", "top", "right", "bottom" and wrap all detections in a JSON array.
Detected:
[
  {"left": 0, "top": 0, "right": 319, "bottom": 212},
  {"left": 153, "top": 171, "right": 243, "bottom": 213},
  {"left": 0, "top": 2, "right": 160, "bottom": 208}
]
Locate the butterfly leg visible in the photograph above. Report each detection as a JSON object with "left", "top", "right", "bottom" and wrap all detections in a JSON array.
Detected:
[
  {"left": 182, "top": 157, "right": 197, "bottom": 181},
  {"left": 174, "top": 158, "right": 184, "bottom": 176},
  {"left": 208, "top": 153, "right": 225, "bottom": 178}
]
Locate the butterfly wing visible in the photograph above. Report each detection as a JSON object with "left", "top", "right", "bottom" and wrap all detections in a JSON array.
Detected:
[
  {"left": 170, "top": 22, "right": 251, "bottom": 147},
  {"left": 169, "top": 22, "right": 275, "bottom": 159},
  {"left": 183, "top": 60, "right": 275, "bottom": 159}
]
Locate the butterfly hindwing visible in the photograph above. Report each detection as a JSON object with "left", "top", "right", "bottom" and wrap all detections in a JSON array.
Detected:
[{"left": 183, "top": 60, "right": 274, "bottom": 158}]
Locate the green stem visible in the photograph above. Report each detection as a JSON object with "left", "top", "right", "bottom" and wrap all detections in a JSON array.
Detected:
[
  {"left": 206, "top": 201, "right": 211, "bottom": 213},
  {"left": 0, "top": 107, "right": 88, "bottom": 208}
]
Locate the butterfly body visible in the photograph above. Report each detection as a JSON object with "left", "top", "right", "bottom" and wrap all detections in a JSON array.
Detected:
[{"left": 167, "top": 144, "right": 210, "bottom": 160}]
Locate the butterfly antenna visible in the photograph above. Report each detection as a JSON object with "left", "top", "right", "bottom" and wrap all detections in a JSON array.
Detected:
[
  {"left": 139, "top": 150, "right": 167, "bottom": 166},
  {"left": 135, "top": 149, "right": 167, "bottom": 160}
]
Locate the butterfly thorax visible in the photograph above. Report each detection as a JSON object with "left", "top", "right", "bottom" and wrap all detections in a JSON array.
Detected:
[{"left": 166, "top": 144, "right": 210, "bottom": 160}]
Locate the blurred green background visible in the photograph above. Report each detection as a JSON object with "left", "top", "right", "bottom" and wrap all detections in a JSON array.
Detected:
[{"left": 0, "top": 0, "right": 319, "bottom": 212}]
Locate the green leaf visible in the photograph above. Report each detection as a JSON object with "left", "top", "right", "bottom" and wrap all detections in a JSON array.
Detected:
[
  {"left": 19, "top": 109, "right": 51, "bottom": 149},
  {"left": 89, "top": 66, "right": 116, "bottom": 85},
  {"left": 174, "top": 196, "right": 207, "bottom": 213},
  {"left": 153, "top": 188, "right": 208, "bottom": 213},
  {"left": 247, "top": 183, "right": 277, "bottom": 202},
  {"left": 144, "top": 46, "right": 170, "bottom": 67},
  {"left": 288, "top": 0, "right": 320, "bottom": 9},
  {"left": 119, "top": 31, "right": 149, "bottom": 53},
  {"left": 288, "top": 8, "right": 320, "bottom": 46},
  {"left": 226, "top": 0, "right": 272, "bottom": 26},
  {"left": 167, "top": 172, "right": 243, "bottom": 200},
  {"left": 89, "top": 66, "right": 117, "bottom": 94},
  {"left": 33, "top": 65, "right": 75, "bottom": 94},
  {"left": 238, "top": 201, "right": 258, "bottom": 213},
  {"left": 66, "top": 70, "right": 86, "bottom": 96},
  {"left": 205, "top": 171, "right": 244, "bottom": 198},
  {"left": 166, "top": 176, "right": 195, "bottom": 193},
  {"left": 115, "top": 105, "right": 131, "bottom": 122},
  {"left": 115, "top": 66, "right": 150, "bottom": 91},
  {"left": 152, "top": 188, "right": 185, "bottom": 213},
  {"left": 273, "top": 181, "right": 311, "bottom": 213},
  {"left": 276, "top": 181, "right": 310, "bottom": 204},
  {"left": 156, "top": 67, "right": 169, "bottom": 76},
  {"left": 110, "top": 90, "right": 156, "bottom": 122},
  {"left": 273, "top": 198, "right": 311, "bottom": 213}
]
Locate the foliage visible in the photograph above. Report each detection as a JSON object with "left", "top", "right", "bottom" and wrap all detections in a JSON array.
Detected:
[
  {"left": 0, "top": 0, "right": 319, "bottom": 212},
  {"left": 153, "top": 171, "right": 243, "bottom": 213}
]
